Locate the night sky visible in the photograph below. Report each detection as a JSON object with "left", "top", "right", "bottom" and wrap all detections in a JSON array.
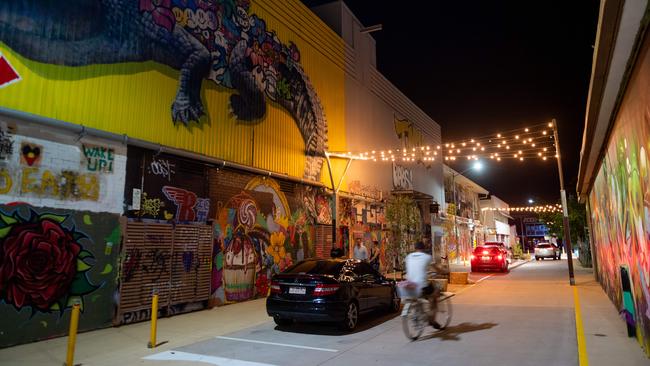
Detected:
[{"left": 304, "top": 0, "right": 600, "bottom": 206}]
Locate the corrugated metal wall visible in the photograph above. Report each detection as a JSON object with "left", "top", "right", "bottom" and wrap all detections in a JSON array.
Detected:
[{"left": 0, "top": 0, "right": 346, "bottom": 183}]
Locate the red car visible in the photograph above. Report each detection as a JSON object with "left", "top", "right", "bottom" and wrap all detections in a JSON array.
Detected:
[{"left": 471, "top": 245, "right": 509, "bottom": 272}]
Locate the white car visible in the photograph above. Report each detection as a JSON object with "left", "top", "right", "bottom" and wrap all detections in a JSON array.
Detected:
[{"left": 535, "top": 243, "right": 560, "bottom": 260}]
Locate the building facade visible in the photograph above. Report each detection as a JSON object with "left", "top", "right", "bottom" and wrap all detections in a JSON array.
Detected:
[
  {"left": 479, "top": 195, "right": 513, "bottom": 247},
  {"left": 0, "top": 0, "right": 443, "bottom": 346},
  {"left": 443, "top": 165, "right": 488, "bottom": 263},
  {"left": 576, "top": 0, "right": 650, "bottom": 356}
]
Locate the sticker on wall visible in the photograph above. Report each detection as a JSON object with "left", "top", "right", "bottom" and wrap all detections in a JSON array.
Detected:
[
  {"left": 0, "top": 52, "right": 20, "bottom": 88},
  {"left": 20, "top": 142, "right": 42, "bottom": 167},
  {"left": 0, "top": 128, "right": 13, "bottom": 160}
]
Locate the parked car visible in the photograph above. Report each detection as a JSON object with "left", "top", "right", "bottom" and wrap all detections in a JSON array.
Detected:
[
  {"left": 483, "top": 241, "right": 512, "bottom": 263},
  {"left": 534, "top": 242, "right": 561, "bottom": 260},
  {"left": 266, "top": 258, "right": 400, "bottom": 331},
  {"left": 470, "top": 245, "right": 509, "bottom": 272}
]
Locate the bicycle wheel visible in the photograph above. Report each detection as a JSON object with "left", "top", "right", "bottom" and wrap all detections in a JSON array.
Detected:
[
  {"left": 432, "top": 297, "right": 453, "bottom": 330},
  {"left": 401, "top": 301, "right": 425, "bottom": 340}
]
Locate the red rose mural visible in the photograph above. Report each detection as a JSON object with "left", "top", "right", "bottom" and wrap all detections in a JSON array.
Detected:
[{"left": 0, "top": 211, "right": 98, "bottom": 313}]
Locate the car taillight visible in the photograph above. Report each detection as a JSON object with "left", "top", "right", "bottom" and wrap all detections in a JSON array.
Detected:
[
  {"left": 497, "top": 255, "right": 503, "bottom": 260},
  {"left": 470, "top": 254, "right": 476, "bottom": 260},
  {"left": 313, "top": 284, "right": 340, "bottom": 296},
  {"left": 270, "top": 281, "right": 281, "bottom": 294}
]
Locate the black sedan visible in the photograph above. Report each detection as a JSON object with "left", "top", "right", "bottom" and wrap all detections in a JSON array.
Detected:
[{"left": 266, "top": 258, "right": 400, "bottom": 331}]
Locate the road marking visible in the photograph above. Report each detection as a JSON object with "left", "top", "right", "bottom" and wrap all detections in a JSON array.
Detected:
[
  {"left": 143, "top": 350, "right": 277, "bottom": 366},
  {"left": 216, "top": 336, "right": 339, "bottom": 352},
  {"left": 573, "top": 287, "right": 589, "bottom": 366}
]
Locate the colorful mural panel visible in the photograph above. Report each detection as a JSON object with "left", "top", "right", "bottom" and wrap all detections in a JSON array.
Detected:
[
  {"left": 588, "top": 38, "right": 650, "bottom": 355},
  {"left": 0, "top": 204, "right": 120, "bottom": 347},
  {"left": 209, "top": 170, "right": 330, "bottom": 305}
]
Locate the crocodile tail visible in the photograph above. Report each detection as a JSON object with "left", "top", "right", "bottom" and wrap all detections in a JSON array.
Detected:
[{"left": 284, "top": 63, "right": 328, "bottom": 181}]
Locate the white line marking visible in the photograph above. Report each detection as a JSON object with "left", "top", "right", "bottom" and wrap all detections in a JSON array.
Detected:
[
  {"left": 216, "top": 336, "right": 339, "bottom": 352},
  {"left": 143, "top": 350, "right": 277, "bottom": 366},
  {"left": 475, "top": 274, "right": 494, "bottom": 283}
]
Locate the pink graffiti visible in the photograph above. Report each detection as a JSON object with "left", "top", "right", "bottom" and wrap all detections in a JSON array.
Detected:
[{"left": 162, "top": 186, "right": 197, "bottom": 221}]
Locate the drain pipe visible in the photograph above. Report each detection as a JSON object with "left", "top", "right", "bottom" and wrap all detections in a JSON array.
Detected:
[{"left": 0, "top": 107, "right": 326, "bottom": 188}]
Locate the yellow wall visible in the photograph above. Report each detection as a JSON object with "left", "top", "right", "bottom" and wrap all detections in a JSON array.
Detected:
[{"left": 0, "top": 0, "right": 346, "bottom": 184}]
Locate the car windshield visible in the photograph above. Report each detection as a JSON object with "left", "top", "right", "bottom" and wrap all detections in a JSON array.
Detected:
[{"left": 283, "top": 260, "right": 344, "bottom": 275}]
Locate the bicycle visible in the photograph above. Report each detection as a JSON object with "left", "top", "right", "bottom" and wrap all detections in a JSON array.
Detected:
[{"left": 397, "top": 277, "right": 453, "bottom": 340}]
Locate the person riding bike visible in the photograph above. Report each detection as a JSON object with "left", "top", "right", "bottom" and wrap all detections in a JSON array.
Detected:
[{"left": 404, "top": 241, "right": 443, "bottom": 329}]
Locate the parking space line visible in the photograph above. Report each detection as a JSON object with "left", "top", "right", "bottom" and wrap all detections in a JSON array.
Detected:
[
  {"left": 216, "top": 336, "right": 339, "bottom": 352},
  {"left": 143, "top": 350, "right": 277, "bottom": 365}
]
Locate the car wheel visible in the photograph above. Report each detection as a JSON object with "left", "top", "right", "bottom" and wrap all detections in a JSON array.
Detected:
[
  {"left": 273, "top": 316, "right": 292, "bottom": 327},
  {"left": 389, "top": 289, "right": 401, "bottom": 313},
  {"left": 340, "top": 301, "right": 359, "bottom": 331},
  {"left": 535, "top": 257, "right": 539, "bottom": 261}
]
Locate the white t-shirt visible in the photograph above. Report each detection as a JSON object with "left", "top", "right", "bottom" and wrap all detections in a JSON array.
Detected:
[
  {"left": 353, "top": 244, "right": 369, "bottom": 260},
  {"left": 405, "top": 252, "right": 432, "bottom": 291}
]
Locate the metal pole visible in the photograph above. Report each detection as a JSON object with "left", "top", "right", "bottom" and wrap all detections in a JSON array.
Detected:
[
  {"left": 65, "top": 304, "right": 81, "bottom": 366},
  {"left": 552, "top": 119, "right": 576, "bottom": 285},
  {"left": 453, "top": 174, "right": 459, "bottom": 264},
  {"left": 324, "top": 154, "right": 337, "bottom": 246}
]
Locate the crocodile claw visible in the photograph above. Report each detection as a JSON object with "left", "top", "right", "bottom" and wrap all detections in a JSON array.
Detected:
[{"left": 172, "top": 96, "right": 205, "bottom": 125}]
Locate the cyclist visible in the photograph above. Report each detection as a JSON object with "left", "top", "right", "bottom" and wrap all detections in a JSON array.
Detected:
[{"left": 404, "top": 241, "right": 442, "bottom": 328}]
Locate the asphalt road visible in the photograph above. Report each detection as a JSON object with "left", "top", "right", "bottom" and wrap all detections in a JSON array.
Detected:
[{"left": 144, "top": 259, "right": 579, "bottom": 366}]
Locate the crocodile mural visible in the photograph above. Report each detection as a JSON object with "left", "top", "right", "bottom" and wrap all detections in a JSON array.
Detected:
[{"left": 0, "top": 0, "right": 328, "bottom": 180}]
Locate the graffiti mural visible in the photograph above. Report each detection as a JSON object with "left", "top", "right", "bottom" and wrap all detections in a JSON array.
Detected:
[
  {"left": 0, "top": 130, "right": 125, "bottom": 214},
  {"left": 0, "top": 0, "right": 328, "bottom": 180},
  {"left": 0, "top": 204, "right": 120, "bottom": 347},
  {"left": 210, "top": 171, "right": 326, "bottom": 304},
  {"left": 125, "top": 149, "right": 209, "bottom": 223},
  {"left": 588, "top": 39, "right": 650, "bottom": 355}
]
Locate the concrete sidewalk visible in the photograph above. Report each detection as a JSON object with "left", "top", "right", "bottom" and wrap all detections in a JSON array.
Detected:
[{"left": 0, "top": 259, "right": 646, "bottom": 365}]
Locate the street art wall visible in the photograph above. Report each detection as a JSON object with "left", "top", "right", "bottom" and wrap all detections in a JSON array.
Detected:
[
  {"left": 0, "top": 205, "right": 121, "bottom": 347},
  {"left": 0, "top": 123, "right": 125, "bottom": 346},
  {"left": 208, "top": 169, "right": 332, "bottom": 306},
  {"left": 588, "top": 37, "right": 650, "bottom": 354},
  {"left": 0, "top": 0, "right": 347, "bottom": 183}
]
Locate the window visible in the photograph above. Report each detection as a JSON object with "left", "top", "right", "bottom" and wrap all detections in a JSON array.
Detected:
[{"left": 353, "top": 262, "right": 377, "bottom": 281}]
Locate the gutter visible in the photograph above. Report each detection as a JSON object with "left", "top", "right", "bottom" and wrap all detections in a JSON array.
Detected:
[{"left": 0, "top": 107, "right": 326, "bottom": 189}]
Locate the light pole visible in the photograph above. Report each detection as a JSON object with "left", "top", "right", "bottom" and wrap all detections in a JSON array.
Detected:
[
  {"left": 451, "top": 161, "right": 483, "bottom": 265},
  {"left": 551, "top": 119, "right": 576, "bottom": 286}
]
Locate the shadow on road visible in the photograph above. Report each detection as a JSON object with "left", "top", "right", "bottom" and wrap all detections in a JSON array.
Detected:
[
  {"left": 273, "top": 310, "right": 400, "bottom": 336},
  {"left": 418, "top": 322, "right": 498, "bottom": 341}
]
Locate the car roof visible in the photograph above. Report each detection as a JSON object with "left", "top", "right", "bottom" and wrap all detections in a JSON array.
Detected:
[{"left": 484, "top": 242, "right": 504, "bottom": 245}]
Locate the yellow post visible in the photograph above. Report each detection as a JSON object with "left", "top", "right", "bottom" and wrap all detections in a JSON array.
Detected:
[
  {"left": 65, "top": 303, "right": 81, "bottom": 366},
  {"left": 147, "top": 294, "right": 159, "bottom": 348}
]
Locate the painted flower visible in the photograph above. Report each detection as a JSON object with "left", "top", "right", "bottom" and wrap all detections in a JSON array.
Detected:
[
  {"left": 278, "top": 253, "right": 293, "bottom": 272},
  {"left": 255, "top": 273, "right": 269, "bottom": 296},
  {"left": 275, "top": 215, "right": 289, "bottom": 230},
  {"left": 0, "top": 219, "right": 81, "bottom": 311},
  {"left": 266, "top": 232, "right": 286, "bottom": 264},
  {"left": 140, "top": 0, "right": 176, "bottom": 32}
]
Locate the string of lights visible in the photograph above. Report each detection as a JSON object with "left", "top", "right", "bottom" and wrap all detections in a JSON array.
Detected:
[
  {"left": 328, "top": 122, "right": 558, "bottom": 163},
  {"left": 481, "top": 204, "right": 563, "bottom": 213}
]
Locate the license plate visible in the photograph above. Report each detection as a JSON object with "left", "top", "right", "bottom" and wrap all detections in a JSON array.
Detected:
[
  {"left": 482, "top": 256, "right": 490, "bottom": 261},
  {"left": 289, "top": 287, "right": 306, "bottom": 295}
]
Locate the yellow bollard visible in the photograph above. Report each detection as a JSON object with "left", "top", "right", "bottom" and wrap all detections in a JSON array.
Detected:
[
  {"left": 147, "top": 294, "right": 159, "bottom": 348},
  {"left": 65, "top": 303, "right": 81, "bottom": 366}
]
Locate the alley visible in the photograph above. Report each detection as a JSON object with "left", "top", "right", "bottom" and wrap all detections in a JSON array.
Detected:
[{"left": 137, "top": 260, "right": 638, "bottom": 366}]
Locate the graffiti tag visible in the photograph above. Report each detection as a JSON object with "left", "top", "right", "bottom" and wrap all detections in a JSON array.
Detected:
[
  {"left": 149, "top": 157, "right": 175, "bottom": 181},
  {"left": 162, "top": 186, "right": 210, "bottom": 222},
  {"left": 1, "top": 166, "right": 100, "bottom": 200},
  {"left": 82, "top": 144, "right": 114, "bottom": 173},
  {"left": 392, "top": 163, "right": 413, "bottom": 190}
]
